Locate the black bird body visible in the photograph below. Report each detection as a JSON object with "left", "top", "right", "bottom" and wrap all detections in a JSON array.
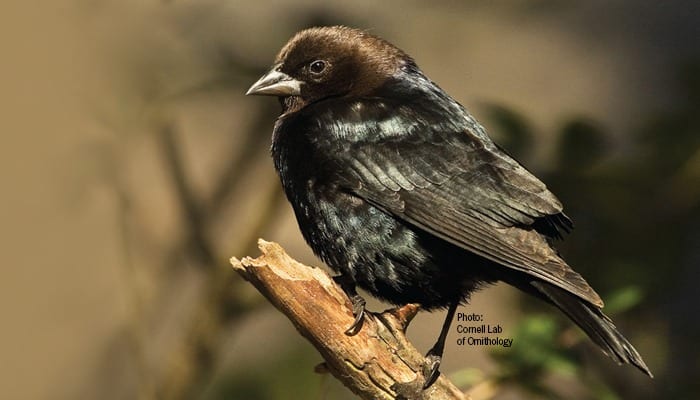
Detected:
[
  {"left": 272, "top": 88, "right": 498, "bottom": 308},
  {"left": 248, "top": 26, "right": 652, "bottom": 384}
]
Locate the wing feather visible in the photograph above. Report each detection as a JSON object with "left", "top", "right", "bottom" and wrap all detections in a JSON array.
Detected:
[{"left": 338, "top": 132, "right": 602, "bottom": 307}]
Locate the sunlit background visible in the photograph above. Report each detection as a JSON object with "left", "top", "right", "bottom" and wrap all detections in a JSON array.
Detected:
[{"left": 2, "top": 1, "right": 698, "bottom": 399}]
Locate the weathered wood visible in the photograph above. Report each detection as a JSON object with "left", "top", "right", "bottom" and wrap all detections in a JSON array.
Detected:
[{"left": 231, "top": 239, "right": 469, "bottom": 400}]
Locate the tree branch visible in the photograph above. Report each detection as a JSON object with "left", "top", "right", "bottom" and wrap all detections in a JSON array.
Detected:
[{"left": 231, "top": 239, "right": 470, "bottom": 400}]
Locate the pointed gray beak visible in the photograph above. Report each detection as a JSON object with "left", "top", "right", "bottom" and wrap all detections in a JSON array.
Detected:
[{"left": 246, "top": 67, "right": 302, "bottom": 96}]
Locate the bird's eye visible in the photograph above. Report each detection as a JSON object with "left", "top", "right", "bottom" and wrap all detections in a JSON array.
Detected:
[{"left": 309, "top": 60, "right": 327, "bottom": 74}]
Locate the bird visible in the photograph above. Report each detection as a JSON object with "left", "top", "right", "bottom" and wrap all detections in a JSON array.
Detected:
[{"left": 246, "top": 26, "right": 652, "bottom": 388}]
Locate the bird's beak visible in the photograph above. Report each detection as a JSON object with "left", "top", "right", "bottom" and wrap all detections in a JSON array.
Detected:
[{"left": 246, "top": 66, "right": 302, "bottom": 96}]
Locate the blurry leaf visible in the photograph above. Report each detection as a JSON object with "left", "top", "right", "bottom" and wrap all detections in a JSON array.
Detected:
[
  {"left": 483, "top": 104, "right": 534, "bottom": 159},
  {"left": 603, "top": 285, "right": 643, "bottom": 315},
  {"left": 589, "top": 377, "right": 623, "bottom": 400},
  {"left": 491, "top": 314, "right": 578, "bottom": 378},
  {"left": 557, "top": 118, "right": 607, "bottom": 172},
  {"left": 449, "top": 367, "right": 484, "bottom": 388}
]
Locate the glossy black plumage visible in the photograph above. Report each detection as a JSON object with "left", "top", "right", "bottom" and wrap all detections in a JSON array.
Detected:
[{"left": 247, "top": 26, "right": 652, "bottom": 383}]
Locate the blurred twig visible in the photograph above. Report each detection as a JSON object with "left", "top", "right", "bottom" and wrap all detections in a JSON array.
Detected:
[
  {"left": 111, "top": 145, "right": 158, "bottom": 400},
  {"left": 153, "top": 119, "right": 283, "bottom": 399},
  {"left": 158, "top": 125, "right": 217, "bottom": 268}
]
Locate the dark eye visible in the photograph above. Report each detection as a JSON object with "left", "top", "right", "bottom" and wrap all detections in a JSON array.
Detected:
[{"left": 309, "top": 60, "right": 327, "bottom": 74}]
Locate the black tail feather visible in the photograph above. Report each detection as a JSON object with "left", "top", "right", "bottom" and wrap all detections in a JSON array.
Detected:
[{"left": 531, "top": 280, "right": 653, "bottom": 377}]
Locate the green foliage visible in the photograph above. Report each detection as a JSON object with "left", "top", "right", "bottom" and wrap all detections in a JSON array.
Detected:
[
  {"left": 485, "top": 314, "right": 578, "bottom": 398},
  {"left": 491, "top": 314, "right": 578, "bottom": 377},
  {"left": 448, "top": 367, "right": 486, "bottom": 389},
  {"left": 603, "top": 285, "right": 644, "bottom": 316},
  {"left": 482, "top": 63, "right": 700, "bottom": 397},
  {"left": 484, "top": 105, "right": 535, "bottom": 160},
  {"left": 478, "top": 285, "right": 645, "bottom": 398},
  {"left": 557, "top": 119, "right": 607, "bottom": 172},
  {"left": 202, "top": 348, "right": 325, "bottom": 400}
]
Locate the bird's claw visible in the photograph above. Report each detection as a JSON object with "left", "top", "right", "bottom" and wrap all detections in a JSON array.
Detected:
[
  {"left": 332, "top": 274, "right": 366, "bottom": 335},
  {"left": 345, "top": 294, "right": 366, "bottom": 335},
  {"left": 422, "top": 351, "right": 442, "bottom": 389}
]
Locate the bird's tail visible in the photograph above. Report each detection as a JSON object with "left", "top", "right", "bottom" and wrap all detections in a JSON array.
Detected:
[{"left": 530, "top": 280, "right": 653, "bottom": 377}]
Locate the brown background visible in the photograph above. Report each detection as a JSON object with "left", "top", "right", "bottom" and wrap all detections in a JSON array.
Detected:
[{"left": 2, "top": 1, "right": 698, "bottom": 399}]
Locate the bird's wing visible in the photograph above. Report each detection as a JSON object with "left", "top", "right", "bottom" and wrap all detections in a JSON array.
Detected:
[{"left": 334, "top": 129, "right": 603, "bottom": 307}]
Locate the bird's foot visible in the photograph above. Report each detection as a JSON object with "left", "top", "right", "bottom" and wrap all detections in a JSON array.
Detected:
[
  {"left": 422, "top": 349, "right": 442, "bottom": 389},
  {"left": 332, "top": 274, "right": 366, "bottom": 335},
  {"left": 390, "top": 347, "right": 441, "bottom": 397},
  {"left": 345, "top": 293, "right": 366, "bottom": 335}
]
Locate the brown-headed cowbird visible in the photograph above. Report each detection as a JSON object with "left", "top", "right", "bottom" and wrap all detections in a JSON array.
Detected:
[{"left": 247, "top": 26, "right": 652, "bottom": 388}]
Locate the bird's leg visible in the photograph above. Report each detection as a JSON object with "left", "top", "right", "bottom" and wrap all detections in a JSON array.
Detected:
[
  {"left": 423, "top": 301, "right": 458, "bottom": 389},
  {"left": 332, "top": 274, "right": 366, "bottom": 335}
]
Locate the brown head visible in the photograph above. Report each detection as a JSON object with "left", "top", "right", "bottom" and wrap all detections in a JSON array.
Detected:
[{"left": 246, "top": 26, "right": 415, "bottom": 111}]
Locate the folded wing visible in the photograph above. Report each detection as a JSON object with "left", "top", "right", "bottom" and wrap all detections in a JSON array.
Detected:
[{"left": 335, "top": 129, "right": 603, "bottom": 307}]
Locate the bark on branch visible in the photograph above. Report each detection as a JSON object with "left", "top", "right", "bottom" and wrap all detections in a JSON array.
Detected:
[{"left": 231, "top": 239, "right": 469, "bottom": 400}]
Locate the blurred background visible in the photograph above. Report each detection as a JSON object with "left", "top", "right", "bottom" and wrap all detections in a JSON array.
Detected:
[{"left": 1, "top": 1, "right": 698, "bottom": 399}]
